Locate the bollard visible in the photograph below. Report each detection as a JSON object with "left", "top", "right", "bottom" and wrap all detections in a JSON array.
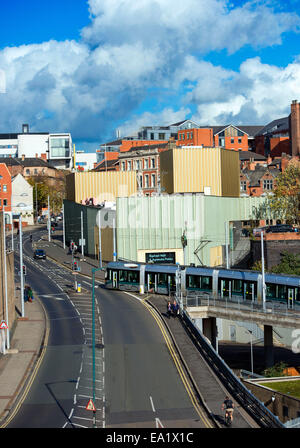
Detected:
[{"left": 77, "top": 283, "right": 81, "bottom": 293}]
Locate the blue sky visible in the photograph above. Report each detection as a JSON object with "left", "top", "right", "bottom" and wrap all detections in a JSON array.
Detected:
[{"left": 0, "top": 0, "right": 300, "bottom": 152}]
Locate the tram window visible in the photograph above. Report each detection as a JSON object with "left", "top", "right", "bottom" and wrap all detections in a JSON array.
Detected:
[
  {"left": 158, "top": 273, "right": 168, "bottom": 285},
  {"left": 187, "top": 275, "right": 200, "bottom": 289},
  {"left": 266, "top": 283, "right": 277, "bottom": 299},
  {"left": 128, "top": 271, "right": 139, "bottom": 283},
  {"left": 232, "top": 280, "right": 243, "bottom": 294},
  {"left": 278, "top": 285, "right": 287, "bottom": 300},
  {"left": 296, "top": 289, "right": 300, "bottom": 302},
  {"left": 201, "top": 276, "right": 212, "bottom": 291},
  {"left": 119, "top": 270, "right": 128, "bottom": 282}
]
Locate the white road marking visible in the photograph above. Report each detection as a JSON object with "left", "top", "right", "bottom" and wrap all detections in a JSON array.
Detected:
[{"left": 150, "top": 396, "right": 156, "bottom": 413}]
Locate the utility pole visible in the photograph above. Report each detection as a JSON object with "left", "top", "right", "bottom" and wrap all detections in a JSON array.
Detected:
[
  {"left": 261, "top": 231, "right": 266, "bottom": 312},
  {"left": 19, "top": 214, "right": 25, "bottom": 318},
  {"left": 113, "top": 217, "right": 117, "bottom": 261},
  {"left": 81, "top": 211, "right": 84, "bottom": 259},
  {"left": 48, "top": 195, "right": 51, "bottom": 242},
  {"left": 2, "top": 208, "right": 10, "bottom": 350},
  {"left": 225, "top": 221, "right": 229, "bottom": 269},
  {"left": 62, "top": 203, "right": 66, "bottom": 250}
]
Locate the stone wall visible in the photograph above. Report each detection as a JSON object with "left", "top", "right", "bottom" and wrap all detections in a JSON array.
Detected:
[{"left": 251, "top": 238, "right": 300, "bottom": 270}]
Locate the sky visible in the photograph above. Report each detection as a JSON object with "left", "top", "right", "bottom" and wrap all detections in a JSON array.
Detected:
[{"left": 0, "top": 0, "right": 300, "bottom": 152}]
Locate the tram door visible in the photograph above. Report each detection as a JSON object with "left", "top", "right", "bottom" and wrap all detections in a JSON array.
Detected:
[
  {"left": 220, "top": 279, "right": 231, "bottom": 298},
  {"left": 168, "top": 275, "right": 176, "bottom": 294},
  {"left": 288, "top": 288, "right": 295, "bottom": 309},
  {"left": 244, "top": 282, "right": 254, "bottom": 302},
  {"left": 147, "top": 273, "right": 157, "bottom": 293},
  {"left": 112, "top": 271, "right": 118, "bottom": 289}
]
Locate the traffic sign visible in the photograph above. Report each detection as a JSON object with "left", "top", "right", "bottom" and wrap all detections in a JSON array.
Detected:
[
  {"left": 0, "top": 321, "right": 8, "bottom": 330},
  {"left": 86, "top": 399, "right": 96, "bottom": 412}
]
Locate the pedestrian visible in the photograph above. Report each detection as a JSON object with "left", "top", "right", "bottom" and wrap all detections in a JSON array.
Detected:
[
  {"left": 24, "top": 286, "right": 29, "bottom": 302},
  {"left": 166, "top": 301, "right": 172, "bottom": 319},
  {"left": 172, "top": 299, "right": 179, "bottom": 317},
  {"left": 27, "top": 286, "right": 34, "bottom": 303}
]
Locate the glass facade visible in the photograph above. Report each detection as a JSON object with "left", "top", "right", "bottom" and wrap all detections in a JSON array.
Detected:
[{"left": 50, "top": 137, "right": 70, "bottom": 158}]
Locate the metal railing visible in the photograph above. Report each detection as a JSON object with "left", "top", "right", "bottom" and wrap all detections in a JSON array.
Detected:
[
  {"left": 184, "top": 294, "right": 300, "bottom": 321},
  {"left": 180, "top": 309, "right": 285, "bottom": 428}
]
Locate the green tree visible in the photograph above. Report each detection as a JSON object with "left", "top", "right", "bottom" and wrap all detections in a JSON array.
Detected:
[
  {"left": 271, "top": 252, "right": 300, "bottom": 276},
  {"left": 269, "top": 161, "right": 300, "bottom": 224},
  {"left": 262, "top": 361, "right": 288, "bottom": 378},
  {"left": 251, "top": 260, "right": 262, "bottom": 271}
]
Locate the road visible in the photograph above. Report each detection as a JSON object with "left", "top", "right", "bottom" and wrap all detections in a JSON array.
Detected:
[{"left": 7, "top": 227, "right": 210, "bottom": 428}]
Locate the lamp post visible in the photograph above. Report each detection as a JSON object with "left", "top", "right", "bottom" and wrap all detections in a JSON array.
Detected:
[
  {"left": 244, "top": 328, "right": 253, "bottom": 375},
  {"left": 2, "top": 207, "right": 10, "bottom": 350},
  {"left": 91, "top": 267, "right": 102, "bottom": 428},
  {"left": 261, "top": 231, "right": 266, "bottom": 312}
]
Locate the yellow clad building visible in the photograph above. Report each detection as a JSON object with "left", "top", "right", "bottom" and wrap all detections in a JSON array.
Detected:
[
  {"left": 66, "top": 171, "right": 137, "bottom": 204},
  {"left": 160, "top": 146, "right": 240, "bottom": 197}
]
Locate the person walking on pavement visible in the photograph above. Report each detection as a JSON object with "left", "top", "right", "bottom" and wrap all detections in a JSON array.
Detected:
[
  {"left": 166, "top": 301, "right": 172, "bottom": 318},
  {"left": 171, "top": 299, "right": 179, "bottom": 317},
  {"left": 27, "top": 286, "right": 34, "bottom": 303}
]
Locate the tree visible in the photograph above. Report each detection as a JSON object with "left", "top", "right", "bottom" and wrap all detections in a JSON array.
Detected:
[
  {"left": 269, "top": 161, "right": 300, "bottom": 224},
  {"left": 271, "top": 252, "right": 300, "bottom": 276},
  {"left": 28, "top": 175, "right": 66, "bottom": 216},
  {"left": 262, "top": 361, "right": 288, "bottom": 378}
]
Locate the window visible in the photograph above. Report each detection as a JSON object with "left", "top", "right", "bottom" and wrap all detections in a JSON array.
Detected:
[
  {"left": 145, "top": 174, "right": 149, "bottom": 188},
  {"left": 136, "top": 160, "right": 141, "bottom": 170},
  {"left": 263, "top": 179, "right": 273, "bottom": 190},
  {"left": 151, "top": 158, "right": 155, "bottom": 168},
  {"left": 240, "top": 181, "right": 247, "bottom": 191},
  {"left": 151, "top": 174, "right": 156, "bottom": 187},
  {"left": 26, "top": 169, "right": 30, "bottom": 175},
  {"left": 238, "top": 137, "right": 242, "bottom": 144},
  {"left": 231, "top": 138, "right": 234, "bottom": 144},
  {"left": 34, "top": 169, "right": 38, "bottom": 175},
  {"left": 139, "top": 175, "right": 143, "bottom": 188},
  {"left": 121, "top": 162, "right": 125, "bottom": 171},
  {"left": 127, "top": 161, "right": 132, "bottom": 171},
  {"left": 144, "top": 159, "right": 149, "bottom": 169},
  {"left": 187, "top": 132, "right": 189, "bottom": 140},
  {"left": 190, "top": 131, "right": 193, "bottom": 140},
  {"left": 3, "top": 185, "right": 7, "bottom": 192},
  {"left": 283, "top": 406, "right": 289, "bottom": 418},
  {"left": 158, "top": 133, "right": 165, "bottom": 140},
  {"left": 50, "top": 137, "right": 70, "bottom": 158},
  {"left": 150, "top": 133, "right": 154, "bottom": 140},
  {"left": 3, "top": 199, "right": 7, "bottom": 206}
]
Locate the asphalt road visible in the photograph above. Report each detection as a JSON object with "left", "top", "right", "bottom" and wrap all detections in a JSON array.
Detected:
[{"left": 7, "top": 228, "right": 207, "bottom": 428}]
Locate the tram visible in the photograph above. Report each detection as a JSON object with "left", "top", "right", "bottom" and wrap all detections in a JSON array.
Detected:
[{"left": 105, "top": 262, "right": 300, "bottom": 308}]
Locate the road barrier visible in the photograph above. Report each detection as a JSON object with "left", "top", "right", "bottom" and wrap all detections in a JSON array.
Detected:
[{"left": 181, "top": 310, "right": 285, "bottom": 428}]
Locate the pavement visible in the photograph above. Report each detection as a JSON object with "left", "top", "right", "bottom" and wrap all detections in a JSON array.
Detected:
[{"left": 0, "top": 225, "right": 256, "bottom": 428}]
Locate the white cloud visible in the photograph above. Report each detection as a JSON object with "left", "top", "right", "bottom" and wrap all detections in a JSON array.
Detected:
[{"left": 0, "top": 0, "right": 299, "bottom": 146}]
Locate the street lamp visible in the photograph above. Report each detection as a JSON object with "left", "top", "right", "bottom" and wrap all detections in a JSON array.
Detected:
[
  {"left": 91, "top": 267, "right": 103, "bottom": 428},
  {"left": 245, "top": 328, "right": 254, "bottom": 375},
  {"left": 261, "top": 231, "right": 266, "bottom": 312}
]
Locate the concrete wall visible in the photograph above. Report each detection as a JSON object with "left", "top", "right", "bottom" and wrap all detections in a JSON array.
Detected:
[{"left": 242, "top": 378, "right": 300, "bottom": 424}]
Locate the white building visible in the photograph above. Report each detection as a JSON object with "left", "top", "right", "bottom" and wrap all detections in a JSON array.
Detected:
[
  {"left": 0, "top": 124, "right": 73, "bottom": 170},
  {"left": 74, "top": 151, "right": 97, "bottom": 171},
  {"left": 11, "top": 174, "right": 34, "bottom": 226}
]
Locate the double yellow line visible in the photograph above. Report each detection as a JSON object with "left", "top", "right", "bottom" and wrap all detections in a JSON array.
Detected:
[{"left": 138, "top": 296, "right": 213, "bottom": 428}]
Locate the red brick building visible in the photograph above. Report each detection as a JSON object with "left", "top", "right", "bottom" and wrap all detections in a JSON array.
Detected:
[
  {"left": 118, "top": 140, "right": 176, "bottom": 196},
  {"left": 0, "top": 163, "right": 12, "bottom": 212},
  {"left": 240, "top": 165, "right": 280, "bottom": 198}
]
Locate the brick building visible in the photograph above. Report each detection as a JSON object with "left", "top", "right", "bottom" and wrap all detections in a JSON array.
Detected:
[
  {"left": 118, "top": 140, "right": 176, "bottom": 196},
  {"left": 0, "top": 163, "right": 12, "bottom": 213},
  {"left": 240, "top": 165, "right": 280, "bottom": 198}
]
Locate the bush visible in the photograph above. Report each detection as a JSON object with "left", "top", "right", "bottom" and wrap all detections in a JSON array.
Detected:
[{"left": 262, "top": 361, "right": 288, "bottom": 378}]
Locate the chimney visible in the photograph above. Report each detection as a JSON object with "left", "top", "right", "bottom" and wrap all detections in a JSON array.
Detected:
[
  {"left": 35, "top": 153, "right": 38, "bottom": 158},
  {"left": 290, "top": 100, "right": 300, "bottom": 157},
  {"left": 41, "top": 153, "right": 47, "bottom": 161},
  {"left": 22, "top": 124, "right": 29, "bottom": 134},
  {"left": 21, "top": 154, "right": 25, "bottom": 161}
]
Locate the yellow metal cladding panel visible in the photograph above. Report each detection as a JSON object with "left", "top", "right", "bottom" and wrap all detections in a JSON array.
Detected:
[
  {"left": 220, "top": 149, "right": 240, "bottom": 197},
  {"left": 172, "top": 147, "right": 222, "bottom": 195},
  {"left": 210, "top": 245, "right": 223, "bottom": 266},
  {"left": 71, "top": 171, "right": 137, "bottom": 203}
]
